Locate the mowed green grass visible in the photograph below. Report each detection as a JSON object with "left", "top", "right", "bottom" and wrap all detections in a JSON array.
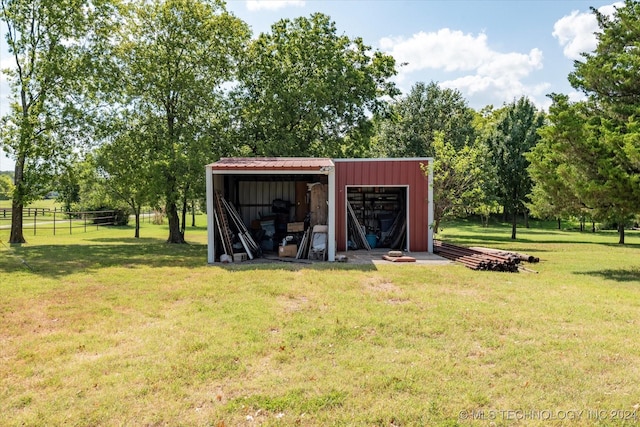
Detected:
[
  {"left": 0, "top": 199, "right": 61, "bottom": 209},
  {"left": 1, "top": 217, "right": 639, "bottom": 426}
]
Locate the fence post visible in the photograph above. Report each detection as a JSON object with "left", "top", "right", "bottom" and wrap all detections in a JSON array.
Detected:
[
  {"left": 53, "top": 209, "right": 56, "bottom": 236},
  {"left": 34, "top": 209, "right": 37, "bottom": 235},
  {"left": 84, "top": 214, "right": 87, "bottom": 233},
  {"left": 69, "top": 212, "right": 72, "bottom": 235}
]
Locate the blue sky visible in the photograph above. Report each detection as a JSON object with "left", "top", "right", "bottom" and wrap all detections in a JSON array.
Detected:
[{"left": 0, "top": 0, "right": 623, "bottom": 170}]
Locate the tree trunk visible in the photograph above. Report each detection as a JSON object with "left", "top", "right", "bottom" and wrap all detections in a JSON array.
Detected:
[
  {"left": 166, "top": 200, "right": 185, "bottom": 243},
  {"left": 164, "top": 107, "right": 184, "bottom": 243},
  {"left": 557, "top": 218, "right": 561, "bottom": 230},
  {"left": 191, "top": 202, "right": 196, "bottom": 227},
  {"left": 181, "top": 198, "right": 187, "bottom": 237},
  {"left": 502, "top": 205, "right": 508, "bottom": 222},
  {"left": 524, "top": 209, "right": 529, "bottom": 228},
  {"left": 433, "top": 218, "right": 440, "bottom": 234},
  {"left": 9, "top": 155, "right": 26, "bottom": 244},
  {"left": 618, "top": 223, "right": 625, "bottom": 244},
  {"left": 511, "top": 209, "right": 517, "bottom": 240},
  {"left": 592, "top": 221, "right": 596, "bottom": 233},
  {"left": 134, "top": 204, "right": 140, "bottom": 239}
]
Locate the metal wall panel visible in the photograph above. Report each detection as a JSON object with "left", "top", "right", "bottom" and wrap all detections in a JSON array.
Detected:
[
  {"left": 237, "top": 181, "right": 296, "bottom": 225},
  {"left": 335, "top": 159, "right": 430, "bottom": 252}
]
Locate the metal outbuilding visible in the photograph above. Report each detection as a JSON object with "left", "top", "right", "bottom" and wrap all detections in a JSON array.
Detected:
[{"left": 206, "top": 157, "right": 433, "bottom": 263}]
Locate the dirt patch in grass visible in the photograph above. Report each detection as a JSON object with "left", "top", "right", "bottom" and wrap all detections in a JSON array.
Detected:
[
  {"left": 362, "top": 276, "right": 401, "bottom": 293},
  {"left": 277, "top": 295, "right": 309, "bottom": 313}
]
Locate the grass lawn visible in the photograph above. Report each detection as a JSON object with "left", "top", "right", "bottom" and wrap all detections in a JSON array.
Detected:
[
  {"left": 1, "top": 217, "right": 639, "bottom": 426},
  {"left": 0, "top": 199, "right": 61, "bottom": 210}
]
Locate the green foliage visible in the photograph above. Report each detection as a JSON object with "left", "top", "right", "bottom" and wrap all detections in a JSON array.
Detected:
[
  {"left": 530, "top": 94, "right": 640, "bottom": 243},
  {"left": 424, "top": 132, "right": 487, "bottom": 232},
  {"left": 373, "top": 81, "right": 476, "bottom": 157},
  {"left": 0, "top": 174, "right": 14, "bottom": 199},
  {"left": 528, "top": 95, "right": 592, "bottom": 222},
  {"left": 569, "top": 0, "right": 640, "bottom": 121},
  {"left": 0, "top": 0, "right": 117, "bottom": 243},
  {"left": 485, "top": 97, "right": 544, "bottom": 239},
  {"left": 233, "top": 13, "right": 398, "bottom": 157},
  {"left": 112, "top": 0, "right": 249, "bottom": 243},
  {"left": 375, "top": 82, "right": 492, "bottom": 228},
  {"left": 534, "top": 1, "right": 640, "bottom": 244},
  {"left": 94, "top": 116, "right": 156, "bottom": 237}
]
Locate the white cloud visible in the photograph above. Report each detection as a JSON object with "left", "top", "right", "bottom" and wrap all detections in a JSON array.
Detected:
[
  {"left": 379, "top": 29, "right": 548, "bottom": 108},
  {"left": 380, "top": 29, "right": 492, "bottom": 73},
  {"left": 552, "top": 2, "right": 624, "bottom": 60},
  {"left": 245, "top": 0, "right": 305, "bottom": 12}
]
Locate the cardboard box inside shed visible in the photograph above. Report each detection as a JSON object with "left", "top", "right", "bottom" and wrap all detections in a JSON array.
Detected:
[
  {"left": 278, "top": 245, "right": 297, "bottom": 257},
  {"left": 287, "top": 222, "right": 304, "bottom": 232}
]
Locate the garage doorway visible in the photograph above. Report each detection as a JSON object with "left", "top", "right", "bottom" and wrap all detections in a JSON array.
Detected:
[{"left": 345, "top": 186, "right": 408, "bottom": 251}]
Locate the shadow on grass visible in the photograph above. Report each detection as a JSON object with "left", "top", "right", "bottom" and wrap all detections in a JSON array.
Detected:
[
  {"left": 1, "top": 237, "right": 376, "bottom": 277},
  {"left": 441, "top": 230, "right": 640, "bottom": 248},
  {"left": 1, "top": 240, "right": 207, "bottom": 277},
  {"left": 576, "top": 268, "right": 640, "bottom": 283}
]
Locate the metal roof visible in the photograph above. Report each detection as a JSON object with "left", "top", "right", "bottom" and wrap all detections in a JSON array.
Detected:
[{"left": 210, "top": 157, "right": 334, "bottom": 171}]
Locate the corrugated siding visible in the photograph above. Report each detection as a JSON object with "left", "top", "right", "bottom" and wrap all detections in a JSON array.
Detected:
[
  {"left": 211, "top": 157, "right": 333, "bottom": 170},
  {"left": 237, "top": 181, "right": 296, "bottom": 225},
  {"left": 335, "top": 160, "right": 430, "bottom": 252}
]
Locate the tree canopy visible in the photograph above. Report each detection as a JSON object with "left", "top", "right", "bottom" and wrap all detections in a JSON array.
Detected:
[
  {"left": 486, "top": 97, "right": 544, "bottom": 239},
  {"left": 569, "top": 0, "right": 640, "bottom": 121},
  {"left": 529, "top": 94, "right": 640, "bottom": 243},
  {"left": 232, "top": 13, "right": 398, "bottom": 158},
  {"left": 530, "top": 1, "right": 640, "bottom": 243},
  {"left": 0, "top": 0, "right": 116, "bottom": 243},
  {"left": 373, "top": 82, "right": 476, "bottom": 158},
  {"left": 113, "top": 0, "right": 249, "bottom": 243},
  {"left": 2, "top": 0, "right": 638, "bottom": 242}
]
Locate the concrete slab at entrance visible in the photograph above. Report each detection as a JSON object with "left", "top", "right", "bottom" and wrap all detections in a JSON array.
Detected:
[{"left": 337, "top": 249, "right": 451, "bottom": 266}]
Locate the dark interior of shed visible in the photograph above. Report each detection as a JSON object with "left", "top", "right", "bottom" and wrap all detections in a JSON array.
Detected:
[
  {"left": 214, "top": 174, "right": 329, "bottom": 260},
  {"left": 346, "top": 186, "right": 407, "bottom": 250}
]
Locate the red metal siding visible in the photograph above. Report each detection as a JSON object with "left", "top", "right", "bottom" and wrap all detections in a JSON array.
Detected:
[{"left": 335, "top": 159, "right": 430, "bottom": 252}]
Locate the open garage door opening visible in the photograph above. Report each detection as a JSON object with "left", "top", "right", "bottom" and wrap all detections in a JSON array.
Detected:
[{"left": 345, "top": 186, "right": 408, "bottom": 251}]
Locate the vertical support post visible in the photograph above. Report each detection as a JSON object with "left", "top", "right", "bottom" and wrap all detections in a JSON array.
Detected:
[
  {"left": 427, "top": 159, "right": 434, "bottom": 253},
  {"left": 33, "top": 209, "right": 37, "bottom": 236},
  {"left": 206, "top": 165, "right": 216, "bottom": 264},
  {"left": 327, "top": 164, "right": 336, "bottom": 262},
  {"left": 53, "top": 209, "right": 56, "bottom": 236}
]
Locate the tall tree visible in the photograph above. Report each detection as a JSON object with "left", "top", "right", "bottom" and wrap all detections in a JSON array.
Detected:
[
  {"left": 94, "top": 117, "right": 156, "bottom": 239},
  {"left": 233, "top": 13, "right": 397, "bottom": 158},
  {"left": 569, "top": 0, "right": 640, "bottom": 121},
  {"left": 375, "top": 82, "right": 488, "bottom": 228},
  {"left": 115, "top": 0, "right": 249, "bottom": 243},
  {"left": 529, "top": 94, "right": 640, "bottom": 243},
  {"left": 526, "top": 97, "right": 592, "bottom": 229},
  {"left": 373, "top": 82, "right": 476, "bottom": 157},
  {"left": 560, "top": 0, "right": 640, "bottom": 243},
  {"left": 424, "top": 132, "right": 486, "bottom": 233},
  {"left": 486, "top": 97, "right": 544, "bottom": 239},
  {"left": 0, "top": 0, "right": 114, "bottom": 243}
]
